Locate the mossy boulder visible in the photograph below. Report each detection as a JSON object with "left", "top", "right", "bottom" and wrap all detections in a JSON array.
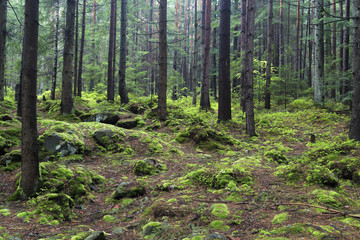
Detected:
[
  {"left": 186, "top": 168, "right": 251, "bottom": 189},
  {"left": 210, "top": 204, "right": 230, "bottom": 219},
  {"left": 142, "top": 222, "right": 163, "bottom": 236},
  {"left": 92, "top": 129, "right": 125, "bottom": 151},
  {"left": 112, "top": 182, "right": 146, "bottom": 199},
  {"left": 133, "top": 158, "right": 167, "bottom": 176},
  {"left": 0, "top": 122, "right": 21, "bottom": 155},
  {"left": 265, "top": 149, "right": 288, "bottom": 164},
  {"left": 116, "top": 119, "right": 139, "bottom": 129},
  {"left": 42, "top": 133, "right": 79, "bottom": 157},
  {"left": 84, "top": 231, "right": 107, "bottom": 240},
  {"left": 306, "top": 166, "right": 339, "bottom": 187},
  {"left": 32, "top": 193, "right": 74, "bottom": 221}
]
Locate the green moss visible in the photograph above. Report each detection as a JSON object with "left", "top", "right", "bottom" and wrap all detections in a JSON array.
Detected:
[
  {"left": 272, "top": 213, "right": 289, "bottom": 224},
  {"left": 209, "top": 220, "right": 230, "bottom": 231},
  {"left": 142, "top": 222, "right": 163, "bottom": 236},
  {"left": 312, "top": 189, "right": 343, "bottom": 208},
  {"left": 210, "top": 204, "right": 230, "bottom": 219},
  {"left": 265, "top": 149, "right": 288, "bottom": 164},
  {"left": 133, "top": 160, "right": 155, "bottom": 176},
  {"left": 0, "top": 209, "right": 10, "bottom": 217},
  {"left": 306, "top": 166, "right": 339, "bottom": 187},
  {"left": 103, "top": 214, "right": 118, "bottom": 223}
]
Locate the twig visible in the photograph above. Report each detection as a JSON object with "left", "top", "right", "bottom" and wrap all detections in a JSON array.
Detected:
[{"left": 277, "top": 203, "right": 360, "bottom": 218}]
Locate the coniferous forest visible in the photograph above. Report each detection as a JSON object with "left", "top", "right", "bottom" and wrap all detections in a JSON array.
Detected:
[{"left": 1, "top": 0, "right": 360, "bottom": 239}]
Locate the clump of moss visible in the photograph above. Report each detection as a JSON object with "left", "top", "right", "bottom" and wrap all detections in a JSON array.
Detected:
[
  {"left": 133, "top": 159, "right": 167, "bottom": 176},
  {"left": 272, "top": 213, "right": 289, "bottom": 224},
  {"left": 209, "top": 220, "right": 230, "bottom": 231},
  {"left": 175, "top": 125, "right": 235, "bottom": 150},
  {"left": 185, "top": 168, "right": 251, "bottom": 189},
  {"left": 265, "top": 149, "right": 288, "bottom": 164},
  {"left": 306, "top": 166, "right": 339, "bottom": 187},
  {"left": 210, "top": 204, "right": 230, "bottom": 219},
  {"left": 142, "top": 222, "right": 164, "bottom": 236}
]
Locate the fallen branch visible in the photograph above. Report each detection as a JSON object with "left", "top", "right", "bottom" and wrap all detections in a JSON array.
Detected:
[{"left": 277, "top": 202, "right": 360, "bottom": 218}]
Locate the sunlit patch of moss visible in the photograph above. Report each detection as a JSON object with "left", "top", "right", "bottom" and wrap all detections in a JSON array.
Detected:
[
  {"left": 210, "top": 204, "right": 230, "bottom": 219},
  {"left": 306, "top": 165, "right": 339, "bottom": 187},
  {"left": 209, "top": 220, "right": 230, "bottom": 231},
  {"left": 272, "top": 213, "right": 289, "bottom": 224},
  {"left": 311, "top": 189, "right": 344, "bottom": 208},
  {"left": 334, "top": 217, "right": 360, "bottom": 228},
  {"left": 0, "top": 208, "right": 11, "bottom": 217}
]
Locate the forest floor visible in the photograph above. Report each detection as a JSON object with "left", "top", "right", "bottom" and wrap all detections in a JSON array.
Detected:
[{"left": 1, "top": 93, "right": 360, "bottom": 240}]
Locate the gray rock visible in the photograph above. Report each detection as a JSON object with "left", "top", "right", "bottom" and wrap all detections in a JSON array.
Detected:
[
  {"left": 43, "top": 133, "right": 77, "bottom": 157},
  {"left": 83, "top": 112, "right": 120, "bottom": 125},
  {"left": 112, "top": 182, "right": 146, "bottom": 199},
  {"left": 116, "top": 119, "right": 138, "bottom": 129},
  {"left": 92, "top": 129, "right": 115, "bottom": 149},
  {"left": 85, "top": 231, "right": 106, "bottom": 240},
  {"left": 205, "top": 232, "right": 229, "bottom": 240}
]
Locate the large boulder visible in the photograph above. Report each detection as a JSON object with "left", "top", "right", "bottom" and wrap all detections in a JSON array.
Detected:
[
  {"left": 112, "top": 182, "right": 146, "bottom": 199},
  {"left": 43, "top": 133, "right": 78, "bottom": 157},
  {"left": 92, "top": 129, "right": 115, "bottom": 149}
]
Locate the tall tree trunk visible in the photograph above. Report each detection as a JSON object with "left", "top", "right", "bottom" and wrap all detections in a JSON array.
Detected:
[
  {"left": 89, "top": 0, "right": 96, "bottom": 91},
  {"left": 0, "top": 0, "right": 7, "bottom": 101},
  {"left": 149, "top": 0, "right": 155, "bottom": 96},
  {"left": 73, "top": 0, "right": 79, "bottom": 97},
  {"left": 107, "top": 0, "right": 116, "bottom": 101},
  {"left": 339, "top": 0, "right": 344, "bottom": 94},
  {"left": 200, "top": 0, "right": 211, "bottom": 109},
  {"left": 313, "top": 0, "right": 325, "bottom": 104},
  {"left": 307, "top": 0, "right": 313, "bottom": 87},
  {"left": 174, "top": 0, "right": 179, "bottom": 72},
  {"left": 331, "top": 0, "right": 337, "bottom": 98},
  {"left": 119, "top": 0, "right": 129, "bottom": 104},
  {"left": 244, "top": 0, "right": 255, "bottom": 136},
  {"left": 279, "top": 0, "right": 284, "bottom": 67},
  {"left": 218, "top": 0, "right": 231, "bottom": 122},
  {"left": 265, "top": 0, "right": 273, "bottom": 109},
  {"left": 21, "top": 0, "right": 39, "bottom": 198},
  {"left": 349, "top": 0, "right": 360, "bottom": 140},
  {"left": 158, "top": 0, "right": 167, "bottom": 119},
  {"left": 51, "top": 0, "right": 59, "bottom": 100},
  {"left": 232, "top": 0, "right": 240, "bottom": 91},
  {"left": 192, "top": 0, "right": 198, "bottom": 105},
  {"left": 240, "top": 0, "right": 246, "bottom": 111},
  {"left": 61, "top": 0, "right": 75, "bottom": 114},
  {"left": 343, "top": 0, "right": 351, "bottom": 93},
  {"left": 77, "top": 0, "right": 86, "bottom": 97},
  {"left": 211, "top": 3, "right": 217, "bottom": 99},
  {"left": 296, "top": 0, "right": 300, "bottom": 75}
]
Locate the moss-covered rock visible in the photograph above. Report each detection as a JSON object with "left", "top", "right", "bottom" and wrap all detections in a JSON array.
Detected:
[
  {"left": 210, "top": 204, "right": 230, "bottom": 219},
  {"left": 265, "top": 149, "right": 288, "bottom": 164},
  {"left": 142, "top": 222, "right": 163, "bottom": 236},
  {"left": 112, "top": 182, "right": 146, "bottom": 199},
  {"left": 133, "top": 158, "right": 167, "bottom": 176},
  {"left": 92, "top": 128, "right": 125, "bottom": 151}
]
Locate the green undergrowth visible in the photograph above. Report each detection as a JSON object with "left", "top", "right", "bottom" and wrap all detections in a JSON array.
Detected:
[{"left": 10, "top": 162, "right": 105, "bottom": 224}]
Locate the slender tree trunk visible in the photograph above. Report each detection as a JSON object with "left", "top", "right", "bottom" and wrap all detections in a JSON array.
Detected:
[
  {"left": 244, "top": 0, "right": 255, "bottom": 136},
  {"left": 232, "top": 0, "right": 240, "bottom": 91},
  {"left": 307, "top": 0, "right": 313, "bottom": 87},
  {"left": 77, "top": 0, "right": 86, "bottom": 97},
  {"left": 21, "top": 0, "right": 39, "bottom": 198},
  {"left": 296, "top": 0, "right": 300, "bottom": 75},
  {"left": 73, "top": 0, "right": 79, "bottom": 97},
  {"left": 349, "top": 0, "right": 360, "bottom": 140},
  {"left": 89, "top": 0, "right": 96, "bottom": 91},
  {"left": 61, "top": 0, "right": 75, "bottom": 114},
  {"left": 240, "top": 0, "right": 246, "bottom": 111},
  {"left": 119, "top": 0, "right": 129, "bottom": 104},
  {"left": 200, "top": 0, "right": 211, "bottom": 109},
  {"left": 192, "top": 0, "right": 198, "bottom": 105},
  {"left": 107, "top": 0, "right": 116, "bottom": 101},
  {"left": 51, "top": 0, "right": 59, "bottom": 100},
  {"left": 279, "top": 0, "right": 284, "bottom": 67},
  {"left": 339, "top": 0, "right": 344, "bottom": 94},
  {"left": 149, "top": 0, "right": 155, "bottom": 96},
  {"left": 211, "top": 3, "right": 217, "bottom": 99},
  {"left": 343, "top": 0, "right": 350, "bottom": 93},
  {"left": 331, "top": 0, "right": 337, "bottom": 98},
  {"left": 313, "top": 0, "right": 325, "bottom": 104},
  {"left": 265, "top": 0, "right": 273, "bottom": 109},
  {"left": 218, "top": 0, "right": 231, "bottom": 122},
  {"left": 0, "top": 0, "right": 7, "bottom": 101},
  {"left": 158, "top": 0, "right": 167, "bottom": 119}
]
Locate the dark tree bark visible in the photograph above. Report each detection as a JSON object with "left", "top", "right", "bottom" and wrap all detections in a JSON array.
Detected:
[
  {"left": 119, "top": 0, "right": 129, "bottom": 104},
  {"left": 349, "top": 0, "right": 360, "bottom": 140},
  {"left": 211, "top": 3, "right": 217, "bottom": 99},
  {"left": 51, "top": 0, "right": 60, "bottom": 100},
  {"left": 307, "top": 0, "right": 313, "bottom": 87},
  {"left": 331, "top": 0, "right": 337, "bottom": 98},
  {"left": 0, "top": 0, "right": 7, "bottom": 101},
  {"left": 200, "top": 0, "right": 211, "bottom": 110},
  {"left": 77, "top": 0, "right": 86, "bottom": 97},
  {"left": 244, "top": 0, "right": 255, "bottom": 136},
  {"left": 265, "top": 0, "right": 273, "bottom": 110},
  {"left": 240, "top": 0, "right": 246, "bottom": 111},
  {"left": 21, "top": 0, "right": 39, "bottom": 198},
  {"left": 218, "top": 0, "right": 231, "bottom": 122},
  {"left": 107, "top": 0, "right": 116, "bottom": 101},
  {"left": 73, "top": 0, "right": 79, "bottom": 97},
  {"left": 192, "top": 0, "right": 198, "bottom": 105},
  {"left": 343, "top": 0, "right": 351, "bottom": 93},
  {"left": 339, "top": 0, "right": 344, "bottom": 94},
  {"left": 313, "top": 0, "right": 324, "bottom": 104},
  {"left": 89, "top": 0, "right": 96, "bottom": 92},
  {"left": 61, "top": 0, "right": 75, "bottom": 114},
  {"left": 149, "top": 0, "right": 155, "bottom": 96},
  {"left": 279, "top": 0, "right": 284, "bottom": 67},
  {"left": 158, "top": 0, "right": 167, "bottom": 119}
]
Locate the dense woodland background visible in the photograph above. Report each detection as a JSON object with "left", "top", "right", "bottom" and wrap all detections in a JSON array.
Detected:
[{"left": 1, "top": 0, "right": 360, "bottom": 239}]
